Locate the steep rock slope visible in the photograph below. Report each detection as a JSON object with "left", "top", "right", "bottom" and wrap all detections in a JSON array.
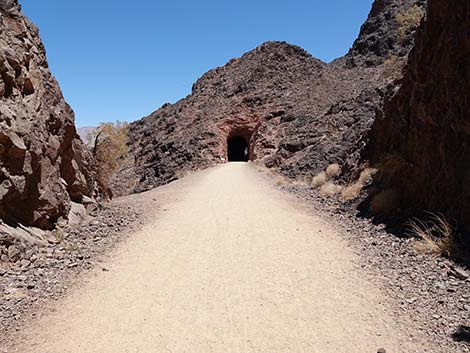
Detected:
[
  {"left": 365, "top": 0, "right": 470, "bottom": 234},
  {"left": 0, "top": 1, "right": 95, "bottom": 229},
  {"left": 345, "top": 0, "right": 426, "bottom": 67},
  {"left": 116, "top": 0, "right": 425, "bottom": 195}
]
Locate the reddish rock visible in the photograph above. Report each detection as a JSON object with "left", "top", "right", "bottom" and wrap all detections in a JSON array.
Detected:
[
  {"left": 0, "top": 1, "right": 96, "bottom": 229},
  {"left": 365, "top": 0, "right": 470, "bottom": 236}
]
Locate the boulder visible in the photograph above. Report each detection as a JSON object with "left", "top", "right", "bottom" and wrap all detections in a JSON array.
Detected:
[{"left": 67, "top": 202, "right": 91, "bottom": 229}]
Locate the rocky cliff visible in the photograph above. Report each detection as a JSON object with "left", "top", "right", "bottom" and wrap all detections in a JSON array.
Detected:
[
  {"left": 0, "top": 1, "right": 95, "bottom": 229},
  {"left": 115, "top": 0, "right": 426, "bottom": 196},
  {"left": 344, "top": 0, "right": 426, "bottom": 67},
  {"left": 364, "top": 0, "right": 470, "bottom": 237}
]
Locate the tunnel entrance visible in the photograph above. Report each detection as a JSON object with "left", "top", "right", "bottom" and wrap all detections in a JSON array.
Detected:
[{"left": 227, "top": 135, "right": 249, "bottom": 162}]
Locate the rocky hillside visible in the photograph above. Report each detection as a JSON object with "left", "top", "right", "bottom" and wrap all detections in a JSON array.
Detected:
[
  {"left": 344, "top": 0, "right": 426, "bottom": 67},
  {"left": 121, "top": 42, "right": 358, "bottom": 194},
  {"left": 0, "top": 1, "right": 96, "bottom": 229},
  {"left": 115, "top": 0, "right": 426, "bottom": 196},
  {"left": 364, "top": 0, "right": 470, "bottom": 242}
]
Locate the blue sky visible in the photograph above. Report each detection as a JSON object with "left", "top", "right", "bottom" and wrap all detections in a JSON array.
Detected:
[{"left": 20, "top": 0, "right": 373, "bottom": 127}]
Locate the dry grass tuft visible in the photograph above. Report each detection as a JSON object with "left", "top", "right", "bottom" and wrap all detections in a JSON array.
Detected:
[
  {"left": 291, "top": 175, "right": 312, "bottom": 187},
  {"left": 311, "top": 171, "right": 328, "bottom": 189},
  {"left": 326, "top": 163, "right": 341, "bottom": 179},
  {"left": 320, "top": 182, "right": 343, "bottom": 197},
  {"left": 358, "top": 168, "right": 378, "bottom": 185},
  {"left": 302, "top": 174, "right": 313, "bottom": 185},
  {"left": 275, "top": 176, "right": 290, "bottom": 186},
  {"left": 340, "top": 168, "right": 378, "bottom": 201},
  {"left": 408, "top": 213, "right": 455, "bottom": 257},
  {"left": 383, "top": 54, "right": 403, "bottom": 80},
  {"left": 341, "top": 182, "right": 364, "bottom": 201}
]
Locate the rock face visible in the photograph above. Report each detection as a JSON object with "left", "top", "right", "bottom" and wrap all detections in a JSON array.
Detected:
[
  {"left": 364, "top": 0, "right": 470, "bottom": 234},
  {"left": 345, "top": 0, "right": 426, "bottom": 67},
  {"left": 0, "top": 1, "right": 95, "bottom": 229},
  {"left": 116, "top": 0, "right": 426, "bottom": 196}
]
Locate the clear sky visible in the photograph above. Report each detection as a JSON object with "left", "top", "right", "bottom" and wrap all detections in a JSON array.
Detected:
[{"left": 20, "top": 0, "right": 373, "bottom": 127}]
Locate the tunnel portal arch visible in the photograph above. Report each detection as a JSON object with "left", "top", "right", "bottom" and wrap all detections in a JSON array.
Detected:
[{"left": 227, "top": 135, "right": 249, "bottom": 162}]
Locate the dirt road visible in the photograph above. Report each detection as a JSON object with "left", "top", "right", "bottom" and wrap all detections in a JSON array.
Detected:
[{"left": 12, "top": 163, "right": 429, "bottom": 352}]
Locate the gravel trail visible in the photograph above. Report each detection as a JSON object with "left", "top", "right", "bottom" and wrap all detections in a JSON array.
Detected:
[{"left": 11, "top": 163, "right": 432, "bottom": 352}]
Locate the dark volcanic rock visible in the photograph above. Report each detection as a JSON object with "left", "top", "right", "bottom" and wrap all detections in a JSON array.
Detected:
[
  {"left": 0, "top": 1, "right": 96, "bottom": 229},
  {"left": 364, "top": 0, "right": 470, "bottom": 241},
  {"left": 115, "top": 0, "right": 426, "bottom": 196},
  {"left": 119, "top": 42, "right": 358, "bottom": 194},
  {"left": 345, "top": 0, "right": 426, "bottom": 67}
]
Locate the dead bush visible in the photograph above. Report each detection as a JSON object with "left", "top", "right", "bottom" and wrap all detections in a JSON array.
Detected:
[
  {"left": 301, "top": 174, "right": 313, "bottom": 185},
  {"left": 275, "top": 176, "right": 290, "bottom": 186},
  {"left": 382, "top": 55, "right": 403, "bottom": 80},
  {"left": 311, "top": 171, "right": 328, "bottom": 189},
  {"left": 341, "top": 182, "right": 364, "bottom": 201},
  {"left": 320, "top": 182, "right": 343, "bottom": 197},
  {"left": 326, "top": 163, "right": 341, "bottom": 178},
  {"left": 396, "top": 4, "right": 424, "bottom": 40},
  {"left": 340, "top": 168, "right": 378, "bottom": 201},
  {"left": 90, "top": 121, "right": 129, "bottom": 194},
  {"left": 408, "top": 213, "right": 455, "bottom": 257},
  {"left": 358, "top": 168, "right": 378, "bottom": 185}
]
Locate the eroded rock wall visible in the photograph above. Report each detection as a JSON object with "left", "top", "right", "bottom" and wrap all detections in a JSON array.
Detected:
[
  {"left": 365, "top": 0, "right": 470, "bottom": 230},
  {"left": 0, "top": 1, "right": 95, "bottom": 229}
]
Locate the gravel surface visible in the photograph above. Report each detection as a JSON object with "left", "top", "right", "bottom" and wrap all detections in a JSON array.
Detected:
[
  {"left": 279, "top": 180, "right": 470, "bottom": 353},
  {"left": 1, "top": 164, "right": 469, "bottom": 352},
  {"left": 6, "top": 164, "right": 436, "bottom": 353},
  {"left": 0, "top": 199, "right": 146, "bottom": 349}
]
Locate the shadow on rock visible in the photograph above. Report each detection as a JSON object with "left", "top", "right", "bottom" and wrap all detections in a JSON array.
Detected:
[{"left": 451, "top": 325, "right": 470, "bottom": 343}]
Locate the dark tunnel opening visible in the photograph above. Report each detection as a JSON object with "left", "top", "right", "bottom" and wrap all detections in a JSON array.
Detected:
[{"left": 227, "top": 135, "right": 249, "bottom": 162}]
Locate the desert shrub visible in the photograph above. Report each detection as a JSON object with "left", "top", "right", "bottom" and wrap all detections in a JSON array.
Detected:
[
  {"left": 326, "top": 163, "right": 341, "bottom": 178},
  {"left": 340, "top": 168, "right": 378, "bottom": 201},
  {"left": 320, "top": 182, "right": 343, "bottom": 197},
  {"left": 289, "top": 174, "right": 311, "bottom": 187},
  {"left": 358, "top": 168, "right": 378, "bottom": 185},
  {"left": 396, "top": 5, "right": 424, "bottom": 40},
  {"left": 275, "top": 176, "right": 290, "bottom": 186},
  {"left": 311, "top": 171, "right": 328, "bottom": 189},
  {"left": 382, "top": 55, "right": 403, "bottom": 80},
  {"left": 341, "top": 182, "right": 364, "bottom": 201},
  {"left": 408, "top": 213, "right": 455, "bottom": 258},
  {"left": 90, "top": 121, "right": 129, "bottom": 193}
]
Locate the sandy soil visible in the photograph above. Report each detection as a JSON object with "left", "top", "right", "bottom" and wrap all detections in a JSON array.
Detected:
[{"left": 10, "top": 163, "right": 432, "bottom": 352}]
